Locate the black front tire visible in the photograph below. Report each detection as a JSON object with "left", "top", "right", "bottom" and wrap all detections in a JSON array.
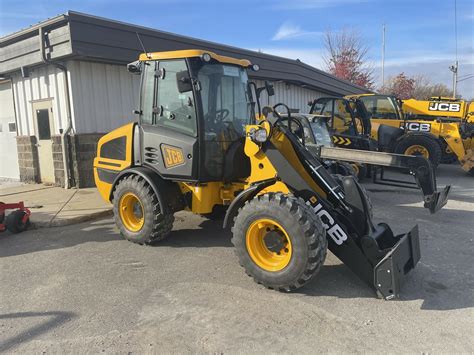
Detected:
[
  {"left": 232, "top": 193, "right": 327, "bottom": 292},
  {"left": 5, "top": 210, "right": 30, "bottom": 234},
  {"left": 394, "top": 134, "right": 442, "bottom": 168},
  {"left": 113, "top": 175, "right": 174, "bottom": 245}
]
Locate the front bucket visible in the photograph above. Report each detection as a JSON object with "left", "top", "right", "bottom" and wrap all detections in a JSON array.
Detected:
[
  {"left": 425, "top": 185, "right": 451, "bottom": 214},
  {"left": 373, "top": 225, "right": 421, "bottom": 300}
]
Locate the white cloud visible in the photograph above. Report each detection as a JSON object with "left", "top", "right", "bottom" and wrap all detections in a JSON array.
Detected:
[{"left": 272, "top": 22, "right": 321, "bottom": 41}]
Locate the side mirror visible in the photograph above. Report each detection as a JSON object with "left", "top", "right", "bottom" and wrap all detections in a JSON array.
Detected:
[
  {"left": 265, "top": 80, "right": 275, "bottom": 96},
  {"left": 127, "top": 60, "right": 142, "bottom": 75},
  {"left": 176, "top": 70, "right": 193, "bottom": 93}
]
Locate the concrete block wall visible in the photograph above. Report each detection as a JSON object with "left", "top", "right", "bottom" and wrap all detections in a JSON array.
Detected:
[{"left": 15, "top": 136, "right": 40, "bottom": 183}]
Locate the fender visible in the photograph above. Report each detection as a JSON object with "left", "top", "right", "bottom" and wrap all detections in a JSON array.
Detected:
[
  {"left": 110, "top": 166, "right": 184, "bottom": 213},
  {"left": 223, "top": 178, "right": 277, "bottom": 229}
]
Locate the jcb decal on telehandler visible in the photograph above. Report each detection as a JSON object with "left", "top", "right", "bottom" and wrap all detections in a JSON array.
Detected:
[{"left": 399, "top": 122, "right": 431, "bottom": 132}]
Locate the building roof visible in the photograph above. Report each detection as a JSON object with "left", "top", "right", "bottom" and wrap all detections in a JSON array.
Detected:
[{"left": 0, "top": 11, "right": 370, "bottom": 96}]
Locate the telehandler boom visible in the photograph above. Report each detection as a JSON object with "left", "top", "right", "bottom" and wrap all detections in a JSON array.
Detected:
[{"left": 94, "top": 50, "right": 424, "bottom": 299}]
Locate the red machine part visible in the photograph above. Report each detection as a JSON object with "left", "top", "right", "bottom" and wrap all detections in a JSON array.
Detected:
[{"left": 0, "top": 201, "right": 31, "bottom": 233}]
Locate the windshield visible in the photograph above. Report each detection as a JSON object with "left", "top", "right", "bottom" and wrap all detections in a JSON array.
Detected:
[
  {"left": 192, "top": 61, "right": 253, "bottom": 137},
  {"left": 359, "top": 95, "right": 401, "bottom": 120},
  {"left": 309, "top": 119, "right": 333, "bottom": 147}
]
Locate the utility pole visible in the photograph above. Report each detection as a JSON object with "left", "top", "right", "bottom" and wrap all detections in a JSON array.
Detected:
[
  {"left": 381, "top": 24, "right": 386, "bottom": 89},
  {"left": 449, "top": 61, "right": 458, "bottom": 98},
  {"left": 450, "top": 0, "right": 458, "bottom": 98}
]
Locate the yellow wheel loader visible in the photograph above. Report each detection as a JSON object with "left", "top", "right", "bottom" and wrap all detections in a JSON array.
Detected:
[
  {"left": 94, "top": 50, "right": 426, "bottom": 299},
  {"left": 344, "top": 94, "right": 474, "bottom": 174}
]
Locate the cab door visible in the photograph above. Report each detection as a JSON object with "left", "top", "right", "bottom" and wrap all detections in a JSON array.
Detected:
[
  {"left": 312, "top": 98, "right": 369, "bottom": 150},
  {"left": 139, "top": 59, "right": 199, "bottom": 181}
]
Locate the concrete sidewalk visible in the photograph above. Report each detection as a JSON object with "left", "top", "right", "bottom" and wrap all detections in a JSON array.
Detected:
[{"left": 0, "top": 182, "right": 111, "bottom": 228}]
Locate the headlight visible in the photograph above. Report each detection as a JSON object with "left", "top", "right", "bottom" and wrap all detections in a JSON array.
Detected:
[
  {"left": 252, "top": 64, "right": 260, "bottom": 71},
  {"left": 250, "top": 128, "right": 268, "bottom": 143},
  {"left": 202, "top": 53, "right": 212, "bottom": 62}
]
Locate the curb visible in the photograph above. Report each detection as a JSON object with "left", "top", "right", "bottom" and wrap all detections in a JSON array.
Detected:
[{"left": 30, "top": 209, "right": 113, "bottom": 229}]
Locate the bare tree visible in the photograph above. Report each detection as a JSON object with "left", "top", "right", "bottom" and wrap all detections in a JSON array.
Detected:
[
  {"left": 323, "top": 28, "right": 374, "bottom": 89},
  {"left": 381, "top": 73, "right": 454, "bottom": 100},
  {"left": 412, "top": 75, "right": 453, "bottom": 100}
]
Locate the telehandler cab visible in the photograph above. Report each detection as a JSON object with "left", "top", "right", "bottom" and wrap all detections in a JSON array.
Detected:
[{"left": 94, "top": 50, "right": 422, "bottom": 299}]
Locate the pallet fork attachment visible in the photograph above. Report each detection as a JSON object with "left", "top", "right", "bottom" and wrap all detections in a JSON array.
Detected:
[{"left": 312, "top": 146, "right": 451, "bottom": 214}]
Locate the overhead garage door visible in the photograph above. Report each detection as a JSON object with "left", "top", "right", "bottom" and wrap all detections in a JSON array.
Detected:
[{"left": 0, "top": 81, "right": 20, "bottom": 180}]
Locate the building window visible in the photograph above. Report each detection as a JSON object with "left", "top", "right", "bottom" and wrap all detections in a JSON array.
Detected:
[{"left": 8, "top": 122, "right": 16, "bottom": 132}]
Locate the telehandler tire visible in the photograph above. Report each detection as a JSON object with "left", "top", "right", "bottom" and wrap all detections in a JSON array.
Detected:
[
  {"left": 232, "top": 193, "right": 327, "bottom": 292},
  {"left": 394, "top": 135, "right": 442, "bottom": 167},
  {"left": 112, "top": 175, "right": 174, "bottom": 245}
]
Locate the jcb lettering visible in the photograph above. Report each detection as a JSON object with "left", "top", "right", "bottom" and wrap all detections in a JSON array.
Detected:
[
  {"left": 165, "top": 149, "right": 183, "bottom": 166},
  {"left": 400, "top": 122, "right": 431, "bottom": 132},
  {"left": 161, "top": 145, "right": 185, "bottom": 168},
  {"left": 312, "top": 203, "right": 348, "bottom": 245},
  {"left": 428, "top": 102, "right": 461, "bottom": 112},
  {"left": 328, "top": 225, "right": 347, "bottom": 245}
]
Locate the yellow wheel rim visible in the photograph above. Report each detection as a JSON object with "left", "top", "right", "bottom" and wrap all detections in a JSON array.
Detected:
[
  {"left": 405, "top": 145, "right": 429, "bottom": 159},
  {"left": 119, "top": 192, "right": 144, "bottom": 232},
  {"left": 245, "top": 218, "right": 292, "bottom": 272}
]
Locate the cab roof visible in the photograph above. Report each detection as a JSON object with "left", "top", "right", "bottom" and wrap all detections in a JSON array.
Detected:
[{"left": 138, "top": 49, "right": 252, "bottom": 67}]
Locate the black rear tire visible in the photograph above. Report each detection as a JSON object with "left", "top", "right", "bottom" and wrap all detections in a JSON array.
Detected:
[
  {"left": 112, "top": 175, "right": 174, "bottom": 245},
  {"left": 5, "top": 210, "right": 30, "bottom": 234},
  {"left": 232, "top": 193, "right": 327, "bottom": 292},
  {"left": 394, "top": 134, "right": 442, "bottom": 168}
]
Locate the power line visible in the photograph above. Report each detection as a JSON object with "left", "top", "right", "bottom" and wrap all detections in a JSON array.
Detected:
[{"left": 457, "top": 75, "right": 474, "bottom": 83}]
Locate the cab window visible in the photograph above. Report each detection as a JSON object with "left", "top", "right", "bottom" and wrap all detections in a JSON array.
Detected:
[
  {"left": 332, "top": 99, "right": 353, "bottom": 132},
  {"left": 140, "top": 60, "right": 197, "bottom": 136},
  {"left": 361, "top": 96, "right": 398, "bottom": 119}
]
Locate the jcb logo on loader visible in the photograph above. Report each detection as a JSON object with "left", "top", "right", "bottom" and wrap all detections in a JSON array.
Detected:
[
  {"left": 400, "top": 122, "right": 431, "bottom": 132},
  {"left": 311, "top": 201, "right": 348, "bottom": 245},
  {"left": 161, "top": 144, "right": 185, "bottom": 168},
  {"left": 428, "top": 102, "right": 461, "bottom": 112}
]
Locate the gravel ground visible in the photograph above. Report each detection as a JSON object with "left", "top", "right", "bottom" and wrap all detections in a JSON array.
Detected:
[{"left": 0, "top": 164, "right": 473, "bottom": 353}]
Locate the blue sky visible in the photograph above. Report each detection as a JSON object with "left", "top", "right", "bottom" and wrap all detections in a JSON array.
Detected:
[{"left": 1, "top": 0, "right": 473, "bottom": 97}]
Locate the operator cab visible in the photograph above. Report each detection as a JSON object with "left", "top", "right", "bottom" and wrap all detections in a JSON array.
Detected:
[
  {"left": 130, "top": 50, "right": 258, "bottom": 183},
  {"left": 309, "top": 97, "right": 371, "bottom": 137},
  {"left": 356, "top": 95, "right": 403, "bottom": 120}
]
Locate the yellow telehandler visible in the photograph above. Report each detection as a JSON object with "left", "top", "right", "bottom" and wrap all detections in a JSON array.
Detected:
[
  {"left": 340, "top": 94, "right": 474, "bottom": 174},
  {"left": 94, "top": 50, "right": 440, "bottom": 299}
]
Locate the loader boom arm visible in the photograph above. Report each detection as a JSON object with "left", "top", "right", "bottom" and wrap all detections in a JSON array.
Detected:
[{"left": 308, "top": 145, "right": 450, "bottom": 213}]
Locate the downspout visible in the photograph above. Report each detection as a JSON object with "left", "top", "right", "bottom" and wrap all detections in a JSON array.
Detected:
[{"left": 39, "top": 25, "right": 74, "bottom": 188}]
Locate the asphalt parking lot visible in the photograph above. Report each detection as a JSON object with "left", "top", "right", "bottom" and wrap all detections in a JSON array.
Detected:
[{"left": 1, "top": 164, "right": 473, "bottom": 353}]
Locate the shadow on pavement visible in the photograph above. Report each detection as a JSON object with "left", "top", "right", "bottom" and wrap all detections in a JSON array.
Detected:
[
  {"left": 1, "top": 215, "right": 472, "bottom": 312},
  {"left": 0, "top": 311, "right": 77, "bottom": 352},
  {"left": 0, "top": 219, "right": 119, "bottom": 258}
]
